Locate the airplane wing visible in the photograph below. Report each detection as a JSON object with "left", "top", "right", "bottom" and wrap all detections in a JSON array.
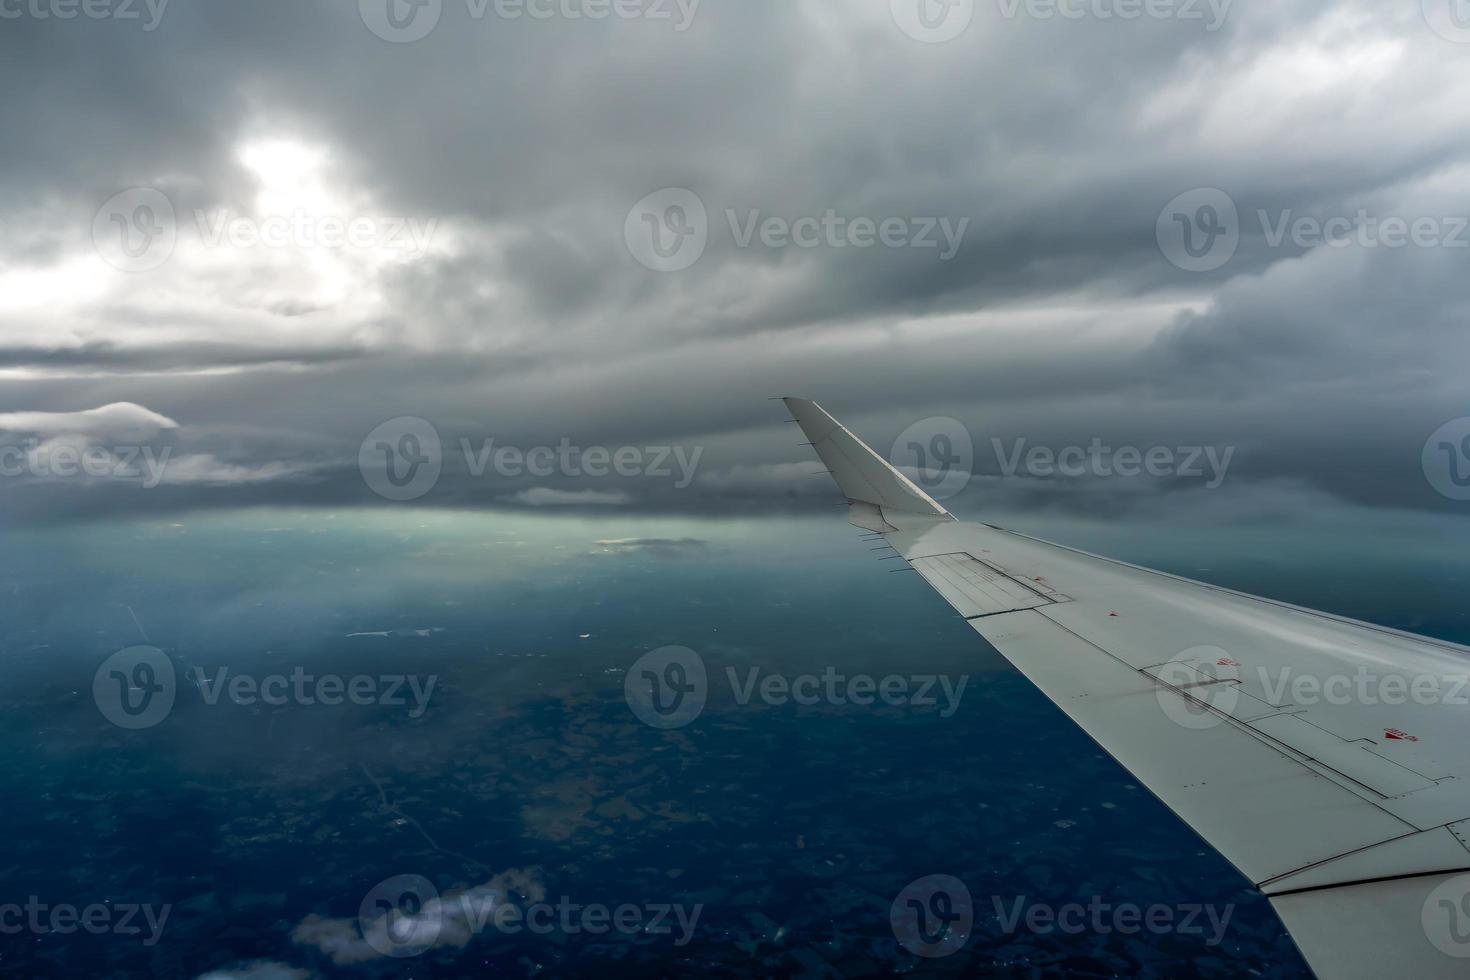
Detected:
[{"left": 785, "top": 397, "right": 1470, "bottom": 979}]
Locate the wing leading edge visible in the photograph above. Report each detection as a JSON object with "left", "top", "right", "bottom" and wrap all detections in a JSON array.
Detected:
[{"left": 784, "top": 397, "right": 1470, "bottom": 979}]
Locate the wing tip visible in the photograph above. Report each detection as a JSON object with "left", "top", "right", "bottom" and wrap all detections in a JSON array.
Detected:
[{"left": 779, "top": 396, "right": 955, "bottom": 522}]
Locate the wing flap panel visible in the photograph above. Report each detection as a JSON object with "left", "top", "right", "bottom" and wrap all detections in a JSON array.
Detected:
[{"left": 909, "top": 553, "right": 1064, "bottom": 619}]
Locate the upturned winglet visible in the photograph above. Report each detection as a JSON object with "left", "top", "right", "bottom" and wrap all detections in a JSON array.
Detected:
[{"left": 783, "top": 397, "right": 955, "bottom": 531}]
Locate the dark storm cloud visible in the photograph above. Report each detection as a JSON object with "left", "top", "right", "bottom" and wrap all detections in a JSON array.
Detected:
[{"left": 1, "top": 0, "right": 1469, "bottom": 526}]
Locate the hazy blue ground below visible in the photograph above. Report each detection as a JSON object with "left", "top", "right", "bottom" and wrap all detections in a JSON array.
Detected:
[{"left": 1, "top": 505, "right": 1467, "bottom": 977}]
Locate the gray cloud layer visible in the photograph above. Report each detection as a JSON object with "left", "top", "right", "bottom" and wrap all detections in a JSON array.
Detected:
[{"left": 2, "top": 0, "right": 1468, "bottom": 526}]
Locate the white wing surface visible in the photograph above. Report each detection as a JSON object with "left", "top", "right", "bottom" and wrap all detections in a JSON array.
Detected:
[{"left": 785, "top": 397, "right": 1470, "bottom": 979}]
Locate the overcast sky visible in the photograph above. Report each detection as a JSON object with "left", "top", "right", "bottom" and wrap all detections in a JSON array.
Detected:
[{"left": 2, "top": 0, "right": 1469, "bottom": 527}]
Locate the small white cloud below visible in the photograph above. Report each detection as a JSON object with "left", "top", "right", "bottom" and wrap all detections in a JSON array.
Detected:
[
  {"left": 510, "top": 488, "right": 633, "bottom": 507},
  {"left": 0, "top": 402, "right": 178, "bottom": 438},
  {"left": 153, "top": 453, "right": 316, "bottom": 486},
  {"left": 291, "top": 869, "right": 545, "bottom": 966},
  {"left": 592, "top": 537, "right": 711, "bottom": 558}
]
